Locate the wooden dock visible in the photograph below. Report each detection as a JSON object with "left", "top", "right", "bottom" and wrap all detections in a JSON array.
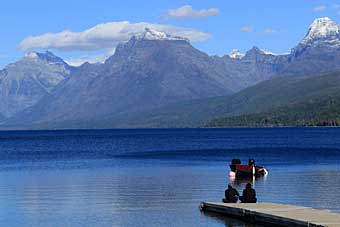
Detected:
[{"left": 200, "top": 202, "right": 340, "bottom": 227}]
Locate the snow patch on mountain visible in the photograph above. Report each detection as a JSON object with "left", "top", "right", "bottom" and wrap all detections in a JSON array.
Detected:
[
  {"left": 229, "top": 49, "right": 244, "bottom": 59},
  {"left": 24, "top": 52, "right": 39, "bottom": 59},
  {"left": 136, "top": 28, "right": 189, "bottom": 42},
  {"left": 261, "top": 49, "right": 276, "bottom": 55}
]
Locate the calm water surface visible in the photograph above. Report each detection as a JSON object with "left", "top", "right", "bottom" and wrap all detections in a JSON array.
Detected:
[{"left": 0, "top": 128, "right": 340, "bottom": 227}]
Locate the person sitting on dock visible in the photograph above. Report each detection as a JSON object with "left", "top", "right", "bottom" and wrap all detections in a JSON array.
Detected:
[
  {"left": 239, "top": 183, "right": 257, "bottom": 203},
  {"left": 223, "top": 184, "right": 239, "bottom": 203}
]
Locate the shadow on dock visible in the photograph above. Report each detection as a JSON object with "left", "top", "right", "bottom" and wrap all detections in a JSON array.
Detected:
[{"left": 201, "top": 211, "right": 262, "bottom": 227}]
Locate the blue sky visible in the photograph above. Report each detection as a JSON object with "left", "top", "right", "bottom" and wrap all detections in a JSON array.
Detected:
[{"left": 0, "top": 0, "right": 340, "bottom": 68}]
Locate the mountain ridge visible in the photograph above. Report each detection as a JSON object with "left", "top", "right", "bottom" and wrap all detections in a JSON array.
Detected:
[{"left": 89, "top": 71, "right": 340, "bottom": 128}]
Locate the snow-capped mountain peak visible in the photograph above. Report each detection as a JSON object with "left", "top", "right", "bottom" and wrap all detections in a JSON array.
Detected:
[
  {"left": 301, "top": 17, "right": 340, "bottom": 44},
  {"left": 229, "top": 49, "right": 244, "bottom": 59},
  {"left": 136, "top": 28, "right": 189, "bottom": 42}
]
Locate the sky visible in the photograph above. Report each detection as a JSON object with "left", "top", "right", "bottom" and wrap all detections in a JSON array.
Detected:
[{"left": 1, "top": 0, "right": 340, "bottom": 68}]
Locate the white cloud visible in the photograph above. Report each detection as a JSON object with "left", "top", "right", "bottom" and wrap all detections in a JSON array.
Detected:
[
  {"left": 263, "top": 28, "right": 276, "bottom": 34},
  {"left": 18, "top": 21, "right": 211, "bottom": 51},
  {"left": 313, "top": 5, "right": 326, "bottom": 12},
  {"left": 65, "top": 49, "right": 115, "bottom": 66},
  {"left": 165, "top": 5, "right": 219, "bottom": 20},
  {"left": 240, "top": 26, "right": 253, "bottom": 33}
]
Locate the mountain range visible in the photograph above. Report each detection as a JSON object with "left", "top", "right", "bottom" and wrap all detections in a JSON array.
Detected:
[{"left": 2, "top": 17, "right": 340, "bottom": 129}]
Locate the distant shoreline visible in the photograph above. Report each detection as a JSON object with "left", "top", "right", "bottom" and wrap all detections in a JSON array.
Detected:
[{"left": 0, "top": 126, "right": 340, "bottom": 132}]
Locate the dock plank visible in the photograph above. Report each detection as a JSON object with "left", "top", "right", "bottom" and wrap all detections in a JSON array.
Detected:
[{"left": 200, "top": 202, "right": 340, "bottom": 227}]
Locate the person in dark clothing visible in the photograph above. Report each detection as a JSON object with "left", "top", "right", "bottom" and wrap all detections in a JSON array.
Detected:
[
  {"left": 223, "top": 184, "right": 239, "bottom": 203},
  {"left": 239, "top": 183, "right": 257, "bottom": 203}
]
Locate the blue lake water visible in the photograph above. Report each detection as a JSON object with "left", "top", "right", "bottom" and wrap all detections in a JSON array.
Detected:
[{"left": 0, "top": 128, "right": 340, "bottom": 227}]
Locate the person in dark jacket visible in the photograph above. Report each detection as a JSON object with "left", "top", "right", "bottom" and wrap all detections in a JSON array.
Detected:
[
  {"left": 239, "top": 183, "right": 257, "bottom": 203},
  {"left": 223, "top": 184, "right": 239, "bottom": 203}
]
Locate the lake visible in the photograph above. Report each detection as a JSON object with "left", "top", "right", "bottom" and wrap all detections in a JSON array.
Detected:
[{"left": 0, "top": 128, "right": 339, "bottom": 227}]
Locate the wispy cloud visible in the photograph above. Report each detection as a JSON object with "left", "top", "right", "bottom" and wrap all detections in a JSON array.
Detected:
[
  {"left": 165, "top": 5, "right": 219, "bottom": 20},
  {"left": 313, "top": 5, "right": 326, "bottom": 12},
  {"left": 263, "top": 28, "right": 276, "bottom": 34},
  {"left": 240, "top": 26, "right": 253, "bottom": 33},
  {"left": 18, "top": 21, "right": 212, "bottom": 51}
]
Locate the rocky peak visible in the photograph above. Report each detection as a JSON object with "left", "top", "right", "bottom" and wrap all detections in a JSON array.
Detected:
[
  {"left": 111, "top": 28, "right": 192, "bottom": 63},
  {"left": 243, "top": 46, "right": 265, "bottom": 59},
  {"left": 116, "top": 28, "right": 189, "bottom": 50},
  {"left": 0, "top": 51, "right": 72, "bottom": 118},
  {"left": 23, "top": 51, "right": 66, "bottom": 65}
]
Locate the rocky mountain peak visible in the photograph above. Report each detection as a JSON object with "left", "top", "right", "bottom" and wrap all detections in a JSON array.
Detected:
[
  {"left": 111, "top": 28, "right": 193, "bottom": 63},
  {"left": 242, "top": 46, "right": 265, "bottom": 59},
  {"left": 23, "top": 51, "right": 66, "bottom": 65},
  {"left": 248, "top": 46, "right": 262, "bottom": 53},
  {"left": 0, "top": 51, "right": 72, "bottom": 118}
]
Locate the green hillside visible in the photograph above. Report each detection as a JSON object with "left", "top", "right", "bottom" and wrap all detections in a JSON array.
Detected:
[{"left": 208, "top": 96, "right": 340, "bottom": 127}]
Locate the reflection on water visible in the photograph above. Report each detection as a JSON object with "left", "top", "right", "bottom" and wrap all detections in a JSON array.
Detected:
[
  {"left": 229, "top": 174, "right": 268, "bottom": 190},
  {"left": 0, "top": 161, "right": 339, "bottom": 227},
  {"left": 0, "top": 162, "right": 264, "bottom": 227}
]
